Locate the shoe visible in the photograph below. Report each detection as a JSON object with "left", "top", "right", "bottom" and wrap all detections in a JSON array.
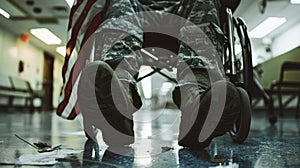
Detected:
[
  {"left": 78, "top": 61, "right": 136, "bottom": 147},
  {"left": 173, "top": 80, "right": 240, "bottom": 149}
]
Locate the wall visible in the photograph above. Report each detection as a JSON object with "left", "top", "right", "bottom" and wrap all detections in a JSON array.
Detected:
[
  {"left": 252, "top": 23, "right": 300, "bottom": 67},
  {"left": 0, "top": 27, "right": 44, "bottom": 89},
  {"left": 53, "top": 56, "right": 64, "bottom": 108},
  {"left": 272, "top": 22, "right": 300, "bottom": 58},
  {"left": 0, "top": 27, "right": 64, "bottom": 108},
  {"left": 256, "top": 46, "right": 300, "bottom": 89},
  {"left": 250, "top": 21, "right": 300, "bottom": 89}
]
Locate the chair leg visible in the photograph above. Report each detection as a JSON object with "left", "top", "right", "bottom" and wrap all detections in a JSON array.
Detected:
[
  {"left": 296, "top": 92, "right": 300, "bottom": 118},
  {"left": 278, "top": 89, "right": 283, "bottom": 117}
]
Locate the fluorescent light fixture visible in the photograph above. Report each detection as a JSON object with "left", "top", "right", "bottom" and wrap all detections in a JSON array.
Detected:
[
  {"left": 65, "top": 0, "right": 75, "bottom": 8},
  {"left": 249, "top": 17, "right": 287, "bottom": 38},
  {"left": 56, "top": 46, "right": 66, "bottom": 56},
  {"left": 30, "top": 28, "right": 62, "bottom": 45},
  {"left": 291, "top": 0, "right": 300, "bottom": 4},
  {"left": 0, "top": 8, "right": 10, "bottom": 19}
]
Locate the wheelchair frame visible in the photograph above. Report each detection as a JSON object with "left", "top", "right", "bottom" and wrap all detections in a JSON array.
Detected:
[{"left": 225, "top": 8, "right": 277, "bottom": 126}]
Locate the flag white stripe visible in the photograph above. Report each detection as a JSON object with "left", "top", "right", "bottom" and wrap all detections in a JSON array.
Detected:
[{"left": 60, "top": 72, "right": 81, "bottom": 118}]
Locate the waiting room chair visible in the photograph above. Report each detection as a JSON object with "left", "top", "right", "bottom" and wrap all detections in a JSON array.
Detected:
[{"left": 270, "top": 61, "right": 300, "bottom": 117}]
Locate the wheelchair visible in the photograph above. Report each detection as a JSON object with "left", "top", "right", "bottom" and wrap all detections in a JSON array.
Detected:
[
  {"left": 137, "top": 7, "right": 252, "bottom": 144},
  {"left": 222, "top": 8, "right": 252, "bottom": 143}
]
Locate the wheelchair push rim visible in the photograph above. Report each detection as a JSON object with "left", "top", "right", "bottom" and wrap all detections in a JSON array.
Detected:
[{"left": 233, "top": 17, "right": 254, "bottom": 91}]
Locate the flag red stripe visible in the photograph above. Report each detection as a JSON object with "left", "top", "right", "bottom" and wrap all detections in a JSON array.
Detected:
[
  {"left": 67, "top": 104, "right": 79, "bottom": 119},
  {"left": 68, "top": 0, "right": 84, "bottom": 31},
  {"left": 80, "top": 6, "right": 107, "bottom": 48},
  {"left": 62, "top": 0, "right": 96, "bottom": 83},
  {"left": 57, "top": 65, "right": 75, "bottom": 115}
]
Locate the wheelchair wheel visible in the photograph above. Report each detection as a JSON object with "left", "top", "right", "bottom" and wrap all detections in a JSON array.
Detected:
[{"left": 229, "top": 87, "right": 251, "bottom": 143}]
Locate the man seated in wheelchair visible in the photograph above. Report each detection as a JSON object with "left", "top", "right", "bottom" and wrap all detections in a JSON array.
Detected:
[{"left": 58, "top": 0, "right": 242, "bottom": 150}]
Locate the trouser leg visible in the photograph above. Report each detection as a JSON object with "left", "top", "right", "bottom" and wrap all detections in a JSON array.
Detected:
[
  {"left": 173, "top": 0, "right": 240, "bottom": 149},
  {"left": 78, "top": 0, "right": 144, "bottom": 146},
  {"left": 78, "top": 61, "right": 139, "bottom": 147}
]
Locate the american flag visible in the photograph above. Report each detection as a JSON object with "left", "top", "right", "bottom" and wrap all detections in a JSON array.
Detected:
[{"left": 57, "top": 0, "right": 108, "bottom": 119}]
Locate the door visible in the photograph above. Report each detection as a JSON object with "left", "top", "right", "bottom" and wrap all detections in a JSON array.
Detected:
[{"left": 42, "top": 52, "right": 54, "bottom": 110}]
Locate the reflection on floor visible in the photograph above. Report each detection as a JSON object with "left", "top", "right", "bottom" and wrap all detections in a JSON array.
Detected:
[{"left": 0, "top": 107, "right": 299, "bottom": 167}]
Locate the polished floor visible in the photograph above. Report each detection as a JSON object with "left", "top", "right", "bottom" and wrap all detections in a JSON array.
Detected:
[{"left": 0, "top": 106, "right": 300, "bottom": 168}]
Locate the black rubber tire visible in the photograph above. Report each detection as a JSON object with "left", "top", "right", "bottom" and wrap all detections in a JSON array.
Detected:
[{"left": 230, "top": 87, "right": 251, "bottom": 143}]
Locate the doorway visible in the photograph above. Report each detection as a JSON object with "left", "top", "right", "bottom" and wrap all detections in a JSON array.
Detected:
[{"left": 42, "top": 52, "right": 54, "bottom": 110}]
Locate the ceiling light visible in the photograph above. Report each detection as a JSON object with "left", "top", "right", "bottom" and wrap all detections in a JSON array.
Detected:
[
  {"left": 30, "top": 28, "right": 62, "bottom": 45},
  {"left": 65, "top": 0, "right": 75, "bottom": 8},
  {"left": 56, "top": 46, "right": 66, "bottom": 56},
  {"left": 291, "top": 0, "right": 300, "bottom": 4},
  {"left": 0, "top": 8, "right": 10, "bottom": 19},
  {"left": 249, "top": 17, "right": 287, "bottom": 38}
]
